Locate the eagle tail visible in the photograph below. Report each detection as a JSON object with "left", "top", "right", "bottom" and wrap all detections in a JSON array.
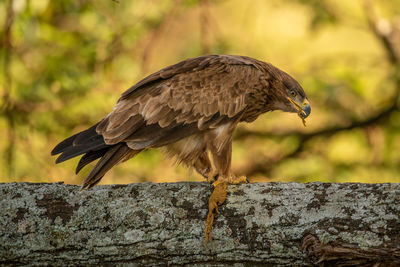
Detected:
[
  {"left": 75, "top": 147, "right": 110, "bottom": 174},
  {"left": 52, "top": 125, "right": 142, "bottom": 189},
  {"left": 80, "top": 143, "right": 133, "bottom": 190},
  {"left": 51, "top": 124, "right": 109, "bottom": 163}
]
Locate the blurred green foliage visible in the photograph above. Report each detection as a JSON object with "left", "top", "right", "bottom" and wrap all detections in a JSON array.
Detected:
[{"left": 1, "top": 0, "right": 399, "bottom": 185}]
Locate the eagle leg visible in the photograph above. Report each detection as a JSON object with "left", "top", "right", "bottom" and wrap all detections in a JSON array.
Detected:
[
  {"left": 193, "top": 151, "right": 217, "bottom": 183},
  {"left": 204, "top": 129, "right": 249, "bottom": 246}
]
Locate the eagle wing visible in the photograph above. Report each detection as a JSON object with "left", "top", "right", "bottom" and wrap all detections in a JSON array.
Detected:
[{"left": 96, "top": 55, "right": 265, "bottom": 149}]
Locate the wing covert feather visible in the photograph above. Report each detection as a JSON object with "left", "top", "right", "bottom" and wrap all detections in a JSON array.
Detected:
[{"left": 97, "top": 55, "right": 266, "bottom": 148}]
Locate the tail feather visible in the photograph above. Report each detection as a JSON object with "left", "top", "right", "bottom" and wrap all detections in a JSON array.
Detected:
[
  {"left": 55, "top": 137, "right": 107, "bottom": 163},
  {"left": 51, "top": 133, "right": 80, "bottom": 155},
  {"left": 72, "top": 124, "right": 99, "bottom": 145},
  {"left": 52, "top": 124, "right": 141, "bottom": 189},
  {"left": 52, "top": 124, "right": 109, "bottom": 164},
  {"left": 75, "top": 147, "right": 109, "bottom": 174},
  {"left": 80, "top": 144, "right": 132, "bottom": 190},
  {"left": 51, "top": 124, "right": 99, "bottom": 155}
]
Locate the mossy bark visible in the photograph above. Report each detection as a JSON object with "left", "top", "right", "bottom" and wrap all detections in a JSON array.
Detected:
[{"left": 0, "top": 182, "right": 399, "bottom": 266}]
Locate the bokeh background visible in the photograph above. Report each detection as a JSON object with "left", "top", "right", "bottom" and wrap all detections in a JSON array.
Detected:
[{"left": 1, "top": 0, "right": 400, "bottom": 186}]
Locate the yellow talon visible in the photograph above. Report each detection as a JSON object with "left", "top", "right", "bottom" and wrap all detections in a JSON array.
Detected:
[
  {"left": 212, "top": 179, "right": 225, "bottom": 187},
  {"left": 230, "top": 175, "right": 248, "bottom": 184},
  {"left": 207, "top": 170, "right": 218, "bottom": 184}
]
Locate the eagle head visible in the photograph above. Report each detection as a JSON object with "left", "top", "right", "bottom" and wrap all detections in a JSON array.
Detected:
[{"left": 271, "top": 71, "right": 311, "bottom": 122}]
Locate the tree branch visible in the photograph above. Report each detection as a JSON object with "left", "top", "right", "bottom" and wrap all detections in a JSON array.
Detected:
[
  {"left": 1, "top": 182, "right": 399, "bottom": 266},
  {"left": 364, "top": 0, "right": 400, "bottom": 65}
]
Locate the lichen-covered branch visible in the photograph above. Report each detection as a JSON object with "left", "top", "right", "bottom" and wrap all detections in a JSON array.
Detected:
[{"left": 0, "top": 182, "right": 399, "bottom": 266}]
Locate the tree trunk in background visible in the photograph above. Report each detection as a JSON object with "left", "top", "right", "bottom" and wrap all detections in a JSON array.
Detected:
[{"left": 0, "top": 182, "right": 399, "bottom": 266}]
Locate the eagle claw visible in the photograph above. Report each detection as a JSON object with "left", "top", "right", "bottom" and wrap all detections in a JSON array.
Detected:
[
  {"left": 207, "top": 171, "right": 219, "bottom": 184},
  {"left": 230, "top": 175, "right": 249, "bottom": 184}
]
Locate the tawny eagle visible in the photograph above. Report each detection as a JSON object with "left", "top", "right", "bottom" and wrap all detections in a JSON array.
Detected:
[{"left": 51, "top": 55, "right": 310, "bottom": 243}]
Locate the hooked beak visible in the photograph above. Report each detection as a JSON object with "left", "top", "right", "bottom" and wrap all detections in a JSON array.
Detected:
[
  {"left": 301, "top": 99, "right": 311, "bottom": 118},
  {"left": 287, "top": 97, "right": 311, "bottom": 118}
]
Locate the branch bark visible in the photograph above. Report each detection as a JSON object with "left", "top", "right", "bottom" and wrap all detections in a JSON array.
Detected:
[{"left": 0, "top": 182, "right": 399, "bottom": 266}]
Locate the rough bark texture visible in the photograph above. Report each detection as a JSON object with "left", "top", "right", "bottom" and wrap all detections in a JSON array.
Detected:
[{"left": 0, "top": 182, "right": 399, "bottom": 266}]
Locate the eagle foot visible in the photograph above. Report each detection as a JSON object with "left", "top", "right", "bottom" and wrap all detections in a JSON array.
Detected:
[
  {"left": 205, "top": 182, "right": 227, "bottom": 247},
  {"left": 207, "top": 170, "right": 219, "bottom": 184},
  {"left": 230, "top": 175, "right": 249, "bottom": 184},
  {"left": 212, "top": 175, "right": 248, "bottom": 187}
]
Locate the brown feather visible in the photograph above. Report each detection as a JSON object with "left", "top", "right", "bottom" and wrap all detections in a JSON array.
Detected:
[
  {"left": 102, "top": 115, "right": 144, "bottom": 144},
  {"left": 81, "top": 144, "right": 134, "bottom": 190}
]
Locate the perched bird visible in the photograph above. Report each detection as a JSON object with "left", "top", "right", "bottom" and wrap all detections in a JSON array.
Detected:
[{"left": 51, "top": 55, "right": 310, "bottom": 244}]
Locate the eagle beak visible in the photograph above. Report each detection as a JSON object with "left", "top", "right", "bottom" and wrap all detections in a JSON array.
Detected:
[
  {"left": 287, "top": 97, "right": 311, "bottom": 118},
  {"left": 301, "top": 99, "right": 311, "bottom": 119}
]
